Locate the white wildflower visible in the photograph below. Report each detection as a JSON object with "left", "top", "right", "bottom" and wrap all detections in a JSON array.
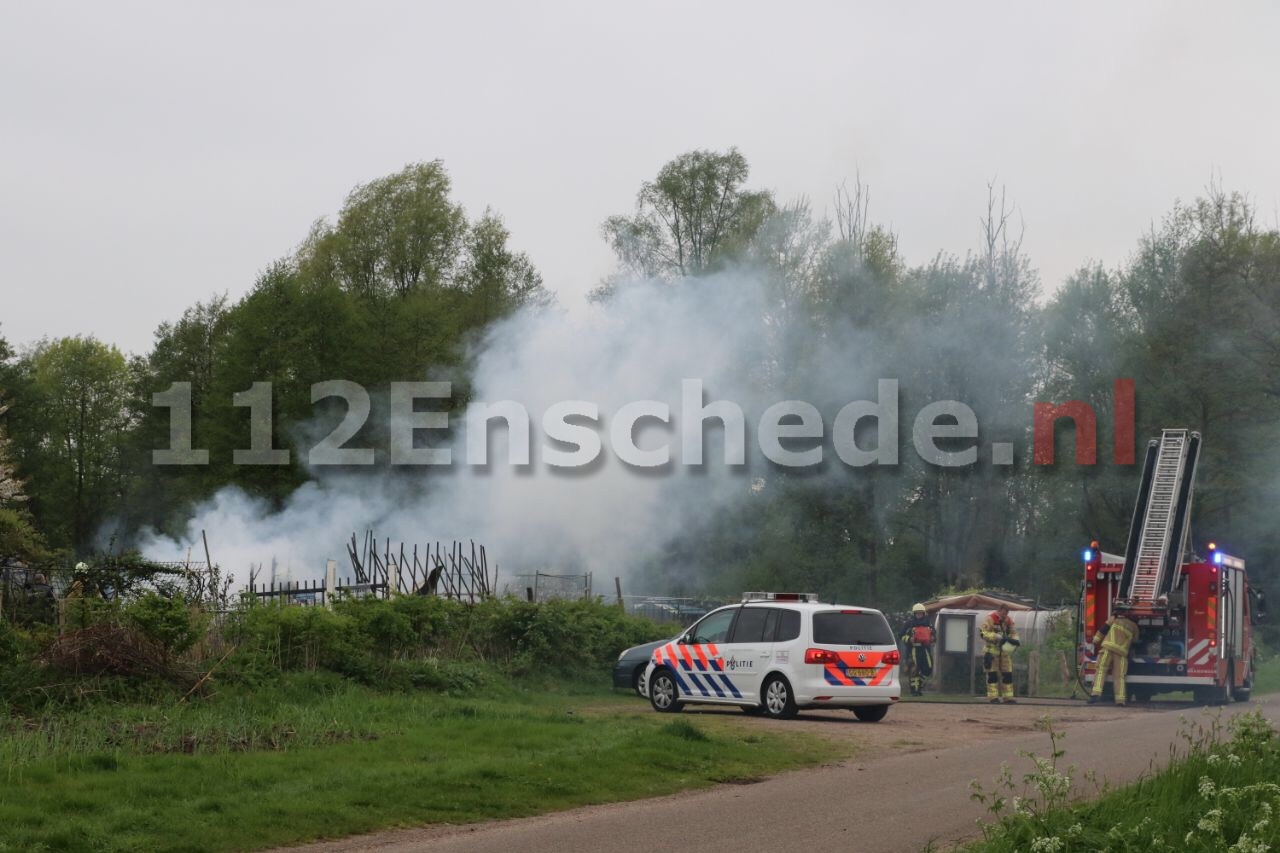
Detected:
[
  {"left": 1197, "top": 808, "right": 1223, "bottom": 834},
  {"left": 1227, "top": 835, "right": 1270, "bottom": 853}
]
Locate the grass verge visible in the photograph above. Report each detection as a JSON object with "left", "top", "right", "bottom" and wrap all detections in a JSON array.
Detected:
[
  {"left": 0, "top": 675, "right": 840, "bottom": 852},
  {"left": 1251, "top": 647, "right": 1280, "bottom": 695},
  {"left": 962, "top": 709, "right": 1280, "bottom": 852}
]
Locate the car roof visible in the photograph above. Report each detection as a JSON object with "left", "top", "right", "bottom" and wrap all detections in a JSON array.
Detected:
[{"left": 711, "top": 601, "right": 885, "bottom": 615}]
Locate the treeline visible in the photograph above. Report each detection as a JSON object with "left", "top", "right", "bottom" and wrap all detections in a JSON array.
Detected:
[
  {"left": 0, "top": 161, "right": 546, "bottom": 559},
  {"left": 629, "top": 161, "right": 1280, "bottom": 608},
  {"left": 2, "top": 149, "right": 1280, "bottom": 609}
]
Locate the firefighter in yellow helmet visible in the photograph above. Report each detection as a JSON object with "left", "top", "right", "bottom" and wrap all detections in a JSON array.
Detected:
[
  {"left": 1088, "top": 604, "right": 1139, "bottom": 706},
  {"left": 899, "top": 603, "right": 936, "bottom": 697},
  {"left": 980, "top": 604, "right": 1020, "bottom": 703}
]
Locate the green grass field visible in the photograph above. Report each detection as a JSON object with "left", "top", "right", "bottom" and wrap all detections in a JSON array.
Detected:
[{"left": 0, "top": 675, "right": 841, "bottom": 852}]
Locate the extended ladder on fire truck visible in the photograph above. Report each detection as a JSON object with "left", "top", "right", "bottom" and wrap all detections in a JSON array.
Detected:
[{"left": 1121, "top": 429, "right": 1201, "bottom": 602}]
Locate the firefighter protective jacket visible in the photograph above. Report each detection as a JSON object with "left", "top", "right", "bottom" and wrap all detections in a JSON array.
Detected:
[
  {"left": 979, "top": 612, "right": 1019, "bottom": 652},
  {"left": 1093, "top": 614, "right": 1139, "bottom": 656},
  {"left": 899, "top": 615, "right": 936, "bottom": 647}
]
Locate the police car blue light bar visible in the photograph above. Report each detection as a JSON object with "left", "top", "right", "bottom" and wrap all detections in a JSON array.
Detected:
[{"left": 741, "top": 591, "right": 819, "bottom": 603}]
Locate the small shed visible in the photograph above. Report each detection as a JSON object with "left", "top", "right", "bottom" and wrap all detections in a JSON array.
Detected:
[{"left": 920, "top": 593, "right": 1071, "bottom": 696}]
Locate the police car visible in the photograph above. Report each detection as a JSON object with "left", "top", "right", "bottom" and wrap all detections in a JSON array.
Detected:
[{"left": 643, "top": 592, "right": 900, "bottom": 721}]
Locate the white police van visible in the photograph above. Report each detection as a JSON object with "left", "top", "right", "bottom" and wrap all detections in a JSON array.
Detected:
[{"left": 643, "top": 592, "right": 900, "bottom": 721}]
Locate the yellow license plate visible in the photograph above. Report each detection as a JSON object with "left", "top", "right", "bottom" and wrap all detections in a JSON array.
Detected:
[{"left": 845, "top": 667, "right": 877, "bottom": 678}]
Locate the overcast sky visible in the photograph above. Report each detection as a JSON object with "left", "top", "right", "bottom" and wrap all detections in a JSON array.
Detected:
[{"left": 3, "top": 1, "right": 1278, "bottom": 356}]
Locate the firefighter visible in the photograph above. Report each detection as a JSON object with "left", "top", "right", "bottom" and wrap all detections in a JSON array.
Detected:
[
  {"left": 899, "top": 603, "right": 936, "bottom": 696},
  {"left": 1088, "top": 604, "right": 1139, "bottom": 706},
  {"left": 980, "top": 603, "right": 1020, "bottom": 704}
]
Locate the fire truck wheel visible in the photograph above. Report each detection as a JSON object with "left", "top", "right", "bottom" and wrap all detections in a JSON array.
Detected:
[
  {"left": 1232, "top": 686, "right": 1252, "bottom": 703},
  {"left": 852, "top": 704, "right": 889, "bottom": 722},
  {"left": 760, "top": 675, "right": 798, "bottom": 719},
  {"left": 648, "top": 669, "right": 683, "bottom": 713}
]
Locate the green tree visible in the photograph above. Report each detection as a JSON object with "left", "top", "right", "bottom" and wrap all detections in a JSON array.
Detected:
[
  {"left": 0, "top": 403, "right": 50, "bottom": 566},
  {"left": 122, "top": 295, "right": 235, "bottom": 534},
  {"left": 601, "top": 147, "right": 774, "bottom": 281},
  {"left": 299, "top": 161, "right": 468, "bottom": 298},
  {"left": 18, "top": 336, "right": 131, "bottom": 553},
  {"left": 1117, "top": 189, "right": 1280, "bottom": 589},
  {"left": 457, "top": 210, "right": 549, "bottom": 326},
  {"left": 0, "top": 403, "right": 25, "bottom": 507}
]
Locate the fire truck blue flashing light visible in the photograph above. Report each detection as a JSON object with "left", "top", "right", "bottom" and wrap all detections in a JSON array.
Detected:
[
  {"left": 1214, "top": 551, "right": 1224, "bottom": 565},
  {"left": 1083, "top": 549, "right": 1093, "bottom": 562}
]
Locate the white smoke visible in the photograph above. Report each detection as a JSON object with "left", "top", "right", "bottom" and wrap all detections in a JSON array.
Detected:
[{"left": 139, "top": 271, "right": 833, "bottom": 588}]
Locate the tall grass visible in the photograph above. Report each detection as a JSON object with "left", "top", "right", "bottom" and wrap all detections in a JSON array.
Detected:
[{"left": 966, "top": 710, "right": 1280, "bottom": 852}]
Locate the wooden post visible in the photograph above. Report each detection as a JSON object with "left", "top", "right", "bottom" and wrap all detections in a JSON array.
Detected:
[
  {"left": 615, "top": 576, "right": 624, "bottom": 609},
  {"left": 325, "top": 560, "right": 336, "bottom": 609}
]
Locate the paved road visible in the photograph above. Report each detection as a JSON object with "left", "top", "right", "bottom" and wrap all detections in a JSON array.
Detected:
[{"left": 288, "top": 694, "right": 1279, "bottom": 853}]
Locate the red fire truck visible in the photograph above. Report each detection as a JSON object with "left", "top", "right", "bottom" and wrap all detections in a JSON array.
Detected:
[{"left": 1079, "top": 429, "right": 1265, "bottom": 704}]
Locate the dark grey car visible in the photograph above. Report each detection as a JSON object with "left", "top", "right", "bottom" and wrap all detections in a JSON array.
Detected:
[{"left": 612, "top": 639, "right": 669, "bottom": 696}]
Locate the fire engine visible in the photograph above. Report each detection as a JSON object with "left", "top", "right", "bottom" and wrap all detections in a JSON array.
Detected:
[{"left": 1079, "top": 429, "right": 1265, "bottom": 704}]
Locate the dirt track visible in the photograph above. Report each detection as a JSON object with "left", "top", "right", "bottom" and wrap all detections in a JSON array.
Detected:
[{"left": 281, "top": 694, "right": 1280, "bottom": 853}]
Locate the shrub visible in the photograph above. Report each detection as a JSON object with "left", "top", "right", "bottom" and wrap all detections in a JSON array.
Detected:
[
  {"left": 0, "top": 617, "right": 26, "bottom": 665},
  {"left": 471, "top": 597, "right": 666, "bottom": 676},
  {"left": 124, "top": 593, "right": 203, "bottom": 659},
  {"left": 228, "top": 602, "right": 361, "bottom": 672}
]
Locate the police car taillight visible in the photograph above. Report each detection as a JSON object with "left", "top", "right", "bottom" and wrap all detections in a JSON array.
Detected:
[
  {"left": 882, "top": 650, "right": 900, "bottom": 666},
  {"left": 804, "top": 649, "right": 840, "bottom": 664}
]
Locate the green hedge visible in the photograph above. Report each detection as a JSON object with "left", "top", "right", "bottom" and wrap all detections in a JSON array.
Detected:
[
  {"left": 0, "top": 594, "right": 666, "bottom": 712},
  {"left": 225, "top": 595, "right": 666, "bottom": 680}
]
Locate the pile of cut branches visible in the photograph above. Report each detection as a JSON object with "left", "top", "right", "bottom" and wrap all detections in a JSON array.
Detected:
[{"left": 40, "top": 623, "right": 194, "bottom": 685}]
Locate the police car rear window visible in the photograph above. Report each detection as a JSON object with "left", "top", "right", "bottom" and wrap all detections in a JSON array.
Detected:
[
  {"left": 812, "top": 612, "right": 894, "bottom": 646},
  {"left": 728, "top": 607, "right": 772, "bottom": 642},
  {"left": 777, "top": 609, "right": 800, "bottom": 642}
]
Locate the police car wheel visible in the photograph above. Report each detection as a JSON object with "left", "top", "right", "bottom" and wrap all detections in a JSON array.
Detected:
[
  {"left": 649, "top": 669, "right": 683, "bottom": 713},
  {"left": 852, "top": 704, "right": 888, "bottom": 723},
  {"left": 760, "top": 675, "right": 798, "bottom": 720}
]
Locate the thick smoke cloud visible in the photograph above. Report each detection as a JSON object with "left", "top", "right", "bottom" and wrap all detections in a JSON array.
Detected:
[{"left": 139, "top": 271, "right": 862, "bottom": 587}]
